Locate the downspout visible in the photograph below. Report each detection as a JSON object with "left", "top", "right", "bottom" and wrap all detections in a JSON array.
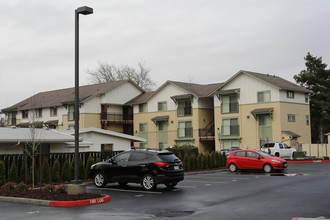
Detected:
[{"left": 10, "top": 141, "right": 21, "bottom": 149}]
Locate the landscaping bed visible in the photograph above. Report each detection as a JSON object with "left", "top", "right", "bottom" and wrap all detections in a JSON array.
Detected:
[{"left": 0, "top": 182, "right": 101, "bottom": 201}]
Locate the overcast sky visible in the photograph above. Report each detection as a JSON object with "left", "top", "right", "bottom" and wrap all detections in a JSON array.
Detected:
[{"left": 1, "top": 0, "right": 330, "bottom": 111}]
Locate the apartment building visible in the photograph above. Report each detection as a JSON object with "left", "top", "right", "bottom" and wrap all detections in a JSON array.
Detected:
[{"left": 1, "top": 80, "right": 144, "bottom": 135}]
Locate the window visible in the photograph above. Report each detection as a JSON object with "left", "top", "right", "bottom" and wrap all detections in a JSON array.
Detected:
[
  {"left": 221, "top": 95, "right": 238, "bottom": 113},
  {"left": 287, "top": 90, "right": 294, "bottom": 98},
  {"left": 113, "top": 152, "right": 130, "bottom": 163},
  {"left": 7, "top": 112, "right": 16, "bottom": 126},
  {"left": 234, "top": 151, "right": 246, "bottom": 157},
  {"left": 139, "top": 103, "right": 147, "bottom": 113},
  {"left": 139, "top": 142, "right": 148, "bottom": 149},
  {"left": 258, "top": 115, "right": 272, "bottom": 126},
  {"left": 288, "top": 114, "right": 296, "bottom": 122},
  {"left": 177, "top": 100, "right": 192, "bottom": 117},
  {"left": 257, "top": 91, "right": 271, "bottom": 103},
  {"left": 22, "top": 110, "right": 29, "bottom": 119},
  {"left": 50, "top": 107, "right": 57, "bottom": 117},
  {"left": 159, "top": 142, "right": 168, "bottom": 149},
  {"left": 178, "top": 121, "right": 193, "bottom": 138},
  {"left": 222, "top": 118, "right": 239, "bottom": 136},
  {"left": 247, "top": 151, "right": 258, "bottom": 158},
  {"left": 158, "top": 121, "right": 167, "bottom": 131},
  {"left": 305, "top": 93, "right": 309, "bottom": 103},
  {"left": 223, "top": 140, "right": 240, "bottom": 149},
  {"left": 306, "top": 115, "right": 310, "bottom": 125},
  {"left": 158, "top": 101, "right": 167, "bottom": 111},
  {"left": 101, "top": 144, "right": 113, "bottom": 152},
  {"left": 68, "top": 105, "right": 74, "bottom": 121},
  {"left": 36, "top": 108, "right": 42, "bottom": 118},
  {"left": 139, "top": 123, "right": 148, "bottom": 132}
]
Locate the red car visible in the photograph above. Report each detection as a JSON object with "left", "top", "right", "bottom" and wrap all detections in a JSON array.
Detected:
[{"left": 226, "top": 149, "right": 287, "bottom": 173}]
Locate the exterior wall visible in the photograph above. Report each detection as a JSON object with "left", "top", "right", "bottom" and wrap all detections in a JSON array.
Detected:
[
  {"left": 279, "top": 102, "right": 311, "bottom": 145},
  {"left": 103, "top": 82, "right": 142, "bottom": 104},
  {"left": 0, "top": 143, "right": 24, "bottom": 154}
]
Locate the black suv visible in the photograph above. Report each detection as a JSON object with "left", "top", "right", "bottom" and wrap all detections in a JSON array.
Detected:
[{"left": 90, "top": 149, "right": 184, "bottom": 191}]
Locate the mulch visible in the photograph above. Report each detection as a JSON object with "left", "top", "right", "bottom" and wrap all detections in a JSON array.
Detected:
[{"left": 0, "top": 189, "right": 102, "bottom": 201}]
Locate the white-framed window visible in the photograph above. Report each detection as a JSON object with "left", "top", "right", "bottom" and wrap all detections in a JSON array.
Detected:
[
  {"left": 306, "top": 115, "right": 310, "bottom": 125},
  {"left": 158, "top": 101, "right": 167, "bottom": 111},
  {"left": 221, "top": 95, "right": 238, "bottom": 114},
  {"left": 68, "top": 105, "right": 74, "bottom": 121},
  {"left": 178, "top": 100, "right": 192, "bottom": 117},
  {"left": 288, "top": 114, "right": 296, "bottom": 122},
  {"left": 178, "top": 121, "right": 193, "bottom": 138},
  {"left": 287, "top": 90, "right": 294, "bottom": 99},
  {"left": 222, "top": 118, "right": 239, "bottom": 136},
  {"left": 50, "top": 107, "right": 57, "bottom": 117},
  {"left": 305, "top": 93, "right": 309, "bottom": 103},
  {"left": 22, "top": 110, "right": 29, "bottom": 119},
  {"left": 139, "top": 103, "right": 147, "bottom": 113},
  {"left": 257, "top": 91, "right": 271, "bottom": 103},
  {"left": 36, "top": 108, "right": 42, "bottom": 118}
]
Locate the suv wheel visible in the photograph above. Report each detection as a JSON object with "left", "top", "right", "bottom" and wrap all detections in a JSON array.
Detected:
[
  {"left": 141, "top": 174, "right": 157, "bottom": 191},
  {"left": 165, "top": 182, "right": 177, "bottom": 189},
  {"left": 94, "top": 172, "right": 107, "bottom": 187}
]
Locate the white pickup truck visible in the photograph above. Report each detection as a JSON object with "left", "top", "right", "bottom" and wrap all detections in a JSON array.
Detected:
[{"left": 260, "top": 142, "right": 296, "bottom": 159}]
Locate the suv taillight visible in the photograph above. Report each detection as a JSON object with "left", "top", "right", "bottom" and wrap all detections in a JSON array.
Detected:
[
  {"left": 154, "top": 162, "right": 170, "bottom": 168},
  {"left": 268, "top": 148, "right": 271, "bottom": 154}
]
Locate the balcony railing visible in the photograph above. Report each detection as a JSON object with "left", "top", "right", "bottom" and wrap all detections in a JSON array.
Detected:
[{"left": 100, "top": 112, "right": 133, "bottom": 124}]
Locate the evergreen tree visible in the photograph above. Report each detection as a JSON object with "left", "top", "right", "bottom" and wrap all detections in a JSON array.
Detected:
[
  {"left": 41, "top": 159, "right": 51, "bottom": 184},
  {"left": 19, "top": 160, "right": 27, "bottom": 183},
  {"left": 8, "top": 159, "right": 19, "bottom": 183},
  {"left": 61, "top": 159, "right": 71, "bottom": 182},
  {"left": 51, "top": 159, "right": 61, "bottom": 183},
  {"left": 85, "top": 157, "right": 95, "bottom": 179},
  {"left": 294, "top": 52, "right": 330, "bottom": 143},
  {"left": 0, "top": 160, "right": 6, "bottom": 186}
]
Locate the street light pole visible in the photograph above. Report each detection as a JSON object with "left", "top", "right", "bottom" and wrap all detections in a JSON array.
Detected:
[{"left": 74, "top": 6, "right": 93, "bottom": 184}]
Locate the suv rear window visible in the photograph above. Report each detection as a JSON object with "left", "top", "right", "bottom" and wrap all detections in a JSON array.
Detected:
[
  {"left": 263, "top": 143, "right": 275, "bottom": 148},
  {"left": 158, "top": 153, "right": 180, "bottom": 162}
]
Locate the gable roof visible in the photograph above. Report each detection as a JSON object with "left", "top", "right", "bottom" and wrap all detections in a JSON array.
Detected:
[
  {"left": 2, "top": 80, "right": 143, "bottom": 112},
  {"left": 210, "top": 70, "right": 311, "bottom": 95},
  {"left": 126, "top": 80, "right": 223, "bottom": 105}
]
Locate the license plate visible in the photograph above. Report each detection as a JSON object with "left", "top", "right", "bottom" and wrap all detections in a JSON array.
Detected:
[{"left": 174, "top": 166, "right": 179, "bottom": 170}]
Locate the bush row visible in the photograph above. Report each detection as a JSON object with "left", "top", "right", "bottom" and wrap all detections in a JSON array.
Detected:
[{"left": 0, "top": 157, "right": 99, "bottom": 186}]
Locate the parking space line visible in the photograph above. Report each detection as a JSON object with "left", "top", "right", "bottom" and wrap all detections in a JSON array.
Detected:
[
  {"left": 184, "top": 180, "right": 226, "bottom": 184},
  {"left": 87, "top": 186, "right": 163, "bottom": 194}
]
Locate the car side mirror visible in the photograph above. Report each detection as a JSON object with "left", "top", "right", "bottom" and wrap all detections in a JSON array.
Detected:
[{"left": 256, "top": 156, "right": 261, "bottom": 160}]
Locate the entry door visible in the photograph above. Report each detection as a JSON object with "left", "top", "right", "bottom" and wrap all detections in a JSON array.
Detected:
[{"left": 258, "top": 115, "right": 272, "bottom": 146}]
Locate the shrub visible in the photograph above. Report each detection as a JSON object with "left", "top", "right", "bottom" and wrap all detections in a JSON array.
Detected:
[
  {"left": 15, "top": 182, "right": 28, "bottom": 192},
  {"left": 85, "top": 157, "right": 95, "bottom": 179},
  {"left": 1, "top": 182, "right": 16, "bottom": 191},
  {"left": 183, "top": 153, "right": 190, "bottom": 171},
  {"left": 42, "top": 184, "right": 54, "bottom": 192},
  {"left": 189, "top": 154, "right": 196, "bottom": 170},
  {"left": 210, "top": 152, "right": 216, "bottom": 168},
  {"left": 8, "top": 159, "right": 19, "bottom": 183},
  {"left": 203, "top": 152, "right": 209, "bottom": 169},
  {"left": 215, "top": 152, "right": 221, "bottom": 167},
  {"left": 52, "top": 159, "right": 61, "bottom": 183},
  {"left": 197, "top": 154, "right": 203, "bottom": 170},
  {"left": 42, "top": 159, "right": 51, "bottom": 184},
  {"left": 166, "top": 145, "right": 199, "bottom": 157},
  {"left": 19, "top": 159, "right": 28, "bottom": 183},
  {"left": 54, "top": 184, "right": 66, "bottom": 194},
  {"left": 61, "top": 159, "right": 71, "bottom": 182},
  {"left": 0, "top": 160, "right": 6, "bottom": 186}
]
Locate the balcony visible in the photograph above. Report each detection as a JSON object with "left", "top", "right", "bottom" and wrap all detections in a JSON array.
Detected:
[
  {"left": 100, "top": 112, "right": 133, "bottom": 125},
  {"left": 199, "top": 127, "right": 215, "bottom": 141}
]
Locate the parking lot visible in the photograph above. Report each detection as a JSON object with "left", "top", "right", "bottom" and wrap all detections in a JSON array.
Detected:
[{"left": 0, "top": 162, "right": 330, "bottom": 220}]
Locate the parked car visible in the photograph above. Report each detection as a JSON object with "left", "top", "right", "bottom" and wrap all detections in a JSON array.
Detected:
[
  {"left": 220, "top": 147, "right": 241, "bottom": 156},
  {"left": 260, "top": 142, "right": 296, "bottom": 159},
  {"left": 226, "top": 149, "right": 287, "bottom": 173},
  {"left": 90, "top": 149, "right": 184, "bottom": 191}
]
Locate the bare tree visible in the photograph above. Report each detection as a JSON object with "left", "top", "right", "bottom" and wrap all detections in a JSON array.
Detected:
[
  {"left": 87, "top": 61, "right": 156, "bottom": 91},
  {"left": 23, "top": 94, "right": 44, "bottom": 189}
]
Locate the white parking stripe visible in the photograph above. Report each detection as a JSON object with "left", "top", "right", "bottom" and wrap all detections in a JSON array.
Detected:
[
  {"left": 87, "top": 186, "right": 162, "bottom": 194},
  {"left": 184, "top": 180, "right": 226, "bottom": 184}
]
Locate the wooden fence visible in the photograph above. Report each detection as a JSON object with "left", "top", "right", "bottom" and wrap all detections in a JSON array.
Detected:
[
  {"left": 0, "top": 151, "right": 123, "bottom": 179},
  {"left": 301, "top": 144, "right": 329, "bottom": 159}
]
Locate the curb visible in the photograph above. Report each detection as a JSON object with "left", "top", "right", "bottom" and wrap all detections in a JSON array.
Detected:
[
  {"left": 0, "top": 194, "right": 111, "bottom": 207},
  {"left": 287, "top": 160, "right": 330, "bottom": 164}
]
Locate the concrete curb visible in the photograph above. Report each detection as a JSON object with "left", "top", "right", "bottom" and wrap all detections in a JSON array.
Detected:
[
  {"left": 0, "top": 194, "right": 111, "bottom": 207},
  {"left": 287, "top": 160, "right": 330, "bottom": 164}
]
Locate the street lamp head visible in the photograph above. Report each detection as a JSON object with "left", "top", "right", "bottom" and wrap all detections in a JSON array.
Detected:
[{"left": 76, "top": 6, "right": 93, "bottom": 15}]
